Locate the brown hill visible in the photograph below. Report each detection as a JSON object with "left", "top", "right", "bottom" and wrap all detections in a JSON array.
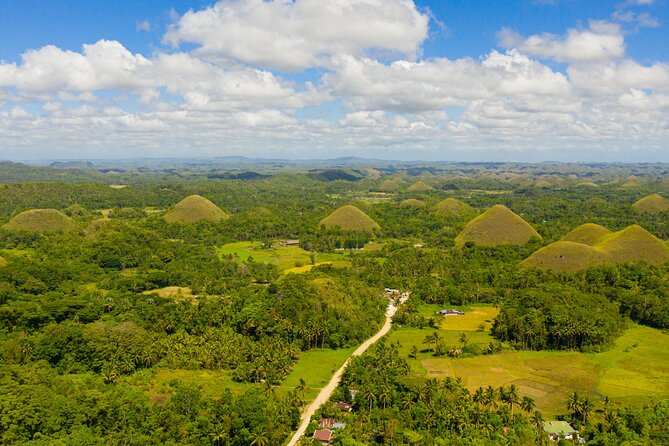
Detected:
[
  {"left": 407, "top": 181, "right": 434, "bottom": 192},
  {"left": 576, "top": 182, "right": 599, "bottom": 188},
  {"left": 535, "top": 180, "right": 552, "bottom": 189},
  {"left": 455, "top": 205, "right": 541, "bottom": 247},
  {"left": 163, "top": 195, "right": 229, "bottom": 224},
  {"left": 521, "top": 241, "right": 607, "bottom": 273},
  {"left": 632, "top": 194, "right": 669, "bottom": 214},
  {"left": 400, "top": 199, "right": 426, "bottom": 207},
  {"left": 561, "top": 224, "right": 612, "bottom": 246},
  {"left": 435, "top": 198, "right": 474, "bottom": 217},
  {"left": 3, "top": 209, "right": 75, "bottom": 233},
  {"left": 319, "top": 205, "right": 380, "bottom": 231}
]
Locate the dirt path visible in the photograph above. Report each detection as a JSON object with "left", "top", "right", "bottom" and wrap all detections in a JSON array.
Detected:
[{"left": 286, "top": 295, "right": 407, "bottom": 446}]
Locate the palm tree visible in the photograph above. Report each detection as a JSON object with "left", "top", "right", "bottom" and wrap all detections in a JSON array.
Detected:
[
  {"left": 579, "top": 395, "right": 594, "bottom": 423},
  {"left": 249, "top": 431, "right": 269, "bottom": 446},
  {"left": 506, "top": 384, "right": 520, "bottom": 417},
  {"left": 363, "top": 387, "right": 377, "bottom": 411},
  {"left": 530, "top": 410, "right": 544, "bottom": 427},
  {"left": 566, "top": 391, "right": 581, "bottom": 418},
  {"left": 521, "top": 395, "right": 536, "bottom": 414}
]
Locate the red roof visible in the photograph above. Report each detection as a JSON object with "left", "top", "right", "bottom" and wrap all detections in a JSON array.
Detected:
[{"left": 313, "top": 429, "right": 333, "bottom": 442}]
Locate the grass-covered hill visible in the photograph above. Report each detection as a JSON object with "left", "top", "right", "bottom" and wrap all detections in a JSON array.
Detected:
[
  {"left": 632, "top": 194, "right": 669, "bottom": 214},
  {"left": 407, "top": 180, "right": 433, "bottom": 192},
  {"left": 596, "top": 225, "right": 669, "bottom": 264},
  {"left": 319, "top": 205, "right": 380, "bottom": 231},
  {"left": 454, "top": 204, "right": 541, "bottom": 247},
  {"left": 378, "top": 179, "right": 401, "bottom": 192},
  {"left": 434, "top": 198, "right": 474, "bottom": 217},
  {"left": 163, "top": 194, "right": 229, "bottom": 224},
  {"left": 535, "top": 180, "right": 552, "bottom": 188},
  {"left": 523, "top": 224, "right": 669, "bottom": 272},
  {"left": 2, "top": 209, "right": 75, "bottom": 233},
  {"left": 400, "top": 198, "right": 426, "bottom": 207},
  {"left": 0, "top": 255, "right": 6, "bottom": 267},
  {"left": 561, "top": 223, "right": 612, "bottom": 246}
]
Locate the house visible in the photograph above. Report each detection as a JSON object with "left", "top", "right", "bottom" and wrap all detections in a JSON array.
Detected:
[
  {"left": 336, "top": 402, "right": 353, "bottom": 412},
  {"left": 542, "top": 420, "right": 580, "bottom": 442},
  {"left": 312, "top": 429, "right": 333, "bottom": 445},
  {"left": 281, "top": 239, "right": 300, "bottom": 246},
  {"left": 437, "top": 309, "right": 465, "bottom": 316},
  {"left": 319, "top": 419, "right": 346, "bottom": 429}
]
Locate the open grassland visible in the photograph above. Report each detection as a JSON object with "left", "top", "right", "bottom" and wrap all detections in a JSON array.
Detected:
[
  {"left": 417, "top": 304, "right": 499, "bottom": 331},
  {"left": 281, "top": 347, "right": 356, "bottom": 400},
  {"left": 129, "top": 347, "right": 355, "bottom": 404},
  {"left": 216, "top": 241, "right": 351, "bottom": 271},
  {"left": 389, "top": 323, "right": 669, "bottom": 416}
]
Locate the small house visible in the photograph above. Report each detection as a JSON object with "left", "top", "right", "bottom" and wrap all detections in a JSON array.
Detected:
[
  {"left": 542, "top": 420, "right": 579, "bottom": 442},
  {"left": 319, "top": 419, "right": 346, "bottom": 429},
  {"left": 281, "top": 239, "right": 300, "bottom": 246},
  {"left": 313, "top": 429, "right": 333, "bottom": 445},
  {"left": 438, "top": 309, "right": 465, "bottom": 316},
  {"left": 336, "top": 402, "right": 353, "bottom": 412}
]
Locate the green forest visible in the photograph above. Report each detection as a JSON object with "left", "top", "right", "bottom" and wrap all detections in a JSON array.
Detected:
[{"left": 0, "top": 161, "right": 668, "bottom": 445}]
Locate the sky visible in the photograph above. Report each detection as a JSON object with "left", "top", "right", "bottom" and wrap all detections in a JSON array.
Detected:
[{"left": 0, "top": 0, "right": 668, "bottom": 162}]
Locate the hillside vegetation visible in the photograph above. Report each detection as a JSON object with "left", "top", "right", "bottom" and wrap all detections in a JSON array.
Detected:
[
  {"left": 319, "top": 205, "right": 380, "bottom": 231},
  {"left": 455, "top": 204, "right": 541, "bottom": 247},
  {"left": 163, "top": 194, "right": 229, "bottom": 224},
  {"left": 632, "top": 194, "right": 669, "bottom": 213},
  {"left": 407, "top": 180, "right": 433, "bottom": 192},
  {"left": 2, "top": 209, "right": 75, "bottom": 233},
  {"left": 400, "top": 198, "right": 426, "bottom": 207}
]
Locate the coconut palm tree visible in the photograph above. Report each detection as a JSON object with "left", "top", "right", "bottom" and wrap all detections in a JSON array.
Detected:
[{"left": 521, "top": 395, "right": 536, "bottom": 414}]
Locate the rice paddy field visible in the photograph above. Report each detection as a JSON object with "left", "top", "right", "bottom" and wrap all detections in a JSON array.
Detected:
[{"left": 388, "top": 306, "right": 669, "bottom": 415}]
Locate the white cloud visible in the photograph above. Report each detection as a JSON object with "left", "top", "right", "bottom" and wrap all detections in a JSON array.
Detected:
[
  {"left": 164, "top": 0, "right": 430, "bottom": 71},
  {"left": 498, "top": 21, "right": 625, "bottom": 63},
  {"left": 136, "top": 20, "right": 151, "bottom": 32}
]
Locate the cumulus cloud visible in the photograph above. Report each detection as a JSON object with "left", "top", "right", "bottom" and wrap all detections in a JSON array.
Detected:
[
  {"left": 164, "top": 0, "right": 430, "bottom": 71},
  {"left": 497, "top": 21, "right": 625, "bottom": 63}
]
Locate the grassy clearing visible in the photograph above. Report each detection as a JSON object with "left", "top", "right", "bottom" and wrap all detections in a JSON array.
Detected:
[
  {"left": 389, "top": 323, "right": 669, "bottom": 416},
  {"left": 281, "top": 348, "right": 356, "bottom": 400},
  {"left": 417, "top": 304, "right": 499, "bottom": 331},
  {"left": 216, "top": 241, "right": 350, "bottom": 272}
]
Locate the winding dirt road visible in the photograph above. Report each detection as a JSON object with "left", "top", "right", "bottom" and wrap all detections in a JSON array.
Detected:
[{"left": 286, "top": 295, "right": 407, "bottom": 446}]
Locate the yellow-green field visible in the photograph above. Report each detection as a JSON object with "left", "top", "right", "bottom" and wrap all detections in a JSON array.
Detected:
[
  {"left": 388, "top": 309, "right": 669, "bottom": 416},
  {"left": 417, "top": 304, "right": 499, "bottom": 331},
  {"left": 216, "top": 241, "right": 351, "bottom": 271},
  {"left": 129, "top": 347, "right": 355, "bottom": 404}
]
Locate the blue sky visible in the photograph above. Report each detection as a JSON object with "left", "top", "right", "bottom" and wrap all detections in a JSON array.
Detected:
[{"left": 0, "top": 0, "right": 668, "bottom": 161}]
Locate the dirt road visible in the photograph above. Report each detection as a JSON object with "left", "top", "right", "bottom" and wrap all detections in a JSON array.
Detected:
[{"left": 285, "top": 295, "right": 406, "bottom": 446}]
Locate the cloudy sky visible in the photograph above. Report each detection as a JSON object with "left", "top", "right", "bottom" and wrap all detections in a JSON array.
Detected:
[{"left": 0, "top": 0, "right": 668, "bottom": 162}]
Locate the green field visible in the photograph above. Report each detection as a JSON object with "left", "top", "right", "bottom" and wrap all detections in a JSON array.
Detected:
[
  {"left": 388, "top": 317, "right": 669, "bottom": 416},
  {"left": 216, "top": 241, "right": 351, "bottom": 271},
  {"left": 417, "top": 304, "right": 499, "bottom": 331},
  {"left": 281, "top": 347, "right": 356, "bottom": 400}
]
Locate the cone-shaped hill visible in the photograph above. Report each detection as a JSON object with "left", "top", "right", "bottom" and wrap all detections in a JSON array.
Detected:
[
  {"left": 520, "top": 241, "right": 607, "bottom": 273},
  {"left": 561, "top": 223, "right": 612, "bottom": 246},
  {"left": 435, "top": 198, "right": 474, "bottom": 217},
  {"left": 596, "top": 225, "right": 669, "bottom": 264},
  {"left": 163, "top": 195, "right": 229, "bottom": 224},
  {"left": 400, "top": 199, "right": 426, "bottom": 207},
  {"left": 523, "top": 225, "right": 669, "bottom": 272},
  {"left": 3, "top": 209, "right": 75, "bottom": 233},
  {"left": 319, "top": 205, "right": 380, "bottom": 231},
  {"left": 0, "top": 256, "right": 6, "bottom": 267},
  {"left": 455, "top": 205, "right": 541, "bottom": 247},
  {"left": 378, "top": 180, "right": 401, "bottom": 192},
  {"left": 84, "top": 218, "right": 113, "bottom": 241},
  {"left": 407, "top": 181, "right": 433, "bottom": 192},
  {"left": 535, "top": 180, "right": 552, "bottom": 188},
  {"left": 632, "top": 194, "right": 669, "bottom": 214}
]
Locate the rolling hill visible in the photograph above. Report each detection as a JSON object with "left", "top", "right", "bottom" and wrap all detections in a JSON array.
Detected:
[
  {"left": 455, "top": 205, "right": 541, "bottom": 247},
  {"left": 378, "top": 180, "right": 401, "bottom": 192},
  {"left": 523, "top": 224, "right": 669, "bottom": 272},
  {"left": 520, "top": 241, "right": 607, "bottom": 273},
  {"left": 319, "top": 205, "right": 380, "bottom": 231},
  {"left": 407, "top": 180, "right": 434, "bottom": 192},
  {"left": 632, "top": 194, "right": 669, "bottom": 214},
  {"left": 3, "top": 209, "right": 75, "bottom": 233},
  {"left": 435, "top": 198, "right": 474, "bottom": 217},
  {"left": 561, "top": 223, "right": 612, "bottom": 246},
  {"left": 163, "top": 195, "right": 229, "bottom": 224},
  {"left": 0, "top": 256, "right": 6, "bottom": 267}
]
